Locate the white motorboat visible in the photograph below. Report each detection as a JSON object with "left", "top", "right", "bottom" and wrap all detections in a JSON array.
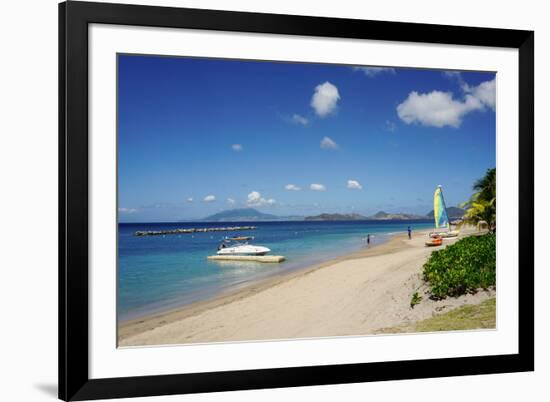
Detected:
[{"left": 216, "top": 236, "right": 271, "bottom": 256}]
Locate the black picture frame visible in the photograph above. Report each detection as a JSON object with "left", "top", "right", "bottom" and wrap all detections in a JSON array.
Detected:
[{"left": 59, "top": 1, "right": 534, "bottom": 400}]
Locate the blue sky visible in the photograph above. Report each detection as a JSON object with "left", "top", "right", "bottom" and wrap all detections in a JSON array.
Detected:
[{"left": 118, "top": 55, "right": 496, "bottom": 222}]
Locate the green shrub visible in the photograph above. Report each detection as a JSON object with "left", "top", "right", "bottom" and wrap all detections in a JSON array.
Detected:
[{"left": 422, "top": 234, "right": 496, "bottom": 299}]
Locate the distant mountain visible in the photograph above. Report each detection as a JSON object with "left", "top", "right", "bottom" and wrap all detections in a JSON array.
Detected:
[
  {"left": 304, "top": 213, "right": 368, "bottom": 221},
  {"left": 425, "top": 206, "right": 465, "bottom": 219},
  {"left": 367, "top": 211, "right": 428, "bottom": 220},
  {"left": 200, "top": 208, "right": 302, "bottom": 222},
  {"left": 199, "top": 206, "right": 464, "bottom": 223}
]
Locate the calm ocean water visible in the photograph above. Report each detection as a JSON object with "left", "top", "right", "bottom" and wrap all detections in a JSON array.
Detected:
[{"left": 118, "top": 220, "right": 433, "bottom": 321}]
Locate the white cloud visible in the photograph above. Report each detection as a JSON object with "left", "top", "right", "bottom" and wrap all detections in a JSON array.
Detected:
[
  {"left": 291, "top": 114, "right": 309, "bottom": 125},
  {"left": 186, "top": 197, "right": 193, "bottom": 202},
  {"left": 231, "top": 144, "right": 243, "bottom": 152},
  {"left": 352, "top": 66, "right": 395, "bottom": 77},
  {"left": 347, "top": 180, "right": 363, "bottom": 190},
  {"left": 118, "top": 207, "right": 137, "bottom": 214},
  {"left": 227, "top": 198, "right": 236, "bottom": 205},
  {"left": 247, "top": 191, "right": 261, "bottom": 204},
  {"left": 203, "top": 195, "right": 216, "bottom": 202},
  {"left": 285, "top": 184, "right": 301, "bottom": 191},
  {"left": 311, "top": 81, "right": 340, "bottom": 117},
  {"left": 310, "top": 183, "right": 326, "bottom": 191},
  {"left": 463, "top": 78, "right": 496, "bottom": 110},
  {"left": 247, "top": 191, "right": 276, "bottom": 207},
  {"left": 397, "top": 77, "right": 495, "bottom": 128},
  {"left": 397, "top": 90, "right": 483, "bottom": 128},
  {"left": 443, "top": 72, "right": 496, "bottom": 109},
  {"left": 442, "top": 71, "right": 463, "bottom": 80},
  {"left": 385, "top": 120, "right": 397, "bottom": 132},
  {"left": 320, "top": 136, "right": 338, "bottom": 150}
]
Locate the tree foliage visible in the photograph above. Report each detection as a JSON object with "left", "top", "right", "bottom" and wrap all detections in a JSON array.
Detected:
[{"left": 460, "top": 168, "right": 496, "bottom": 232}]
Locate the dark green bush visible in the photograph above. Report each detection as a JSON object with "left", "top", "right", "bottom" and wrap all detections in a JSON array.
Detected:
[{"left": 422, "top": 234, "right": 496, "bottom": 299}]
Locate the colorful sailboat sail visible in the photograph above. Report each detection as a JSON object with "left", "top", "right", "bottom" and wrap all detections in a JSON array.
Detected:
[{"left": 433, "top": 185, "right": 450, "bottom": 229}]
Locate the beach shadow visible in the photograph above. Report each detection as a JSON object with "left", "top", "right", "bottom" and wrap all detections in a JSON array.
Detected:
[{"left": 34, "top": 383, "right": 57, "bottom": 398}]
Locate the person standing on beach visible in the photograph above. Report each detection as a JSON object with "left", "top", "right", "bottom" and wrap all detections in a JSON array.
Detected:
[
  {"left": 367, "top": 234, "right": 371, "bottom": 246},
  {"left": 407, "top": 226, "right": 412, "bottom": 240}
]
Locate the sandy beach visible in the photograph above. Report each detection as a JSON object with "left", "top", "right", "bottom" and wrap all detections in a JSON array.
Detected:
[{"left": 119, "top": 226, "right": 494, "bottom": 347}]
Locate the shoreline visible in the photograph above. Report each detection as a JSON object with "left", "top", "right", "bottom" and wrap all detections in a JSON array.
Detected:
[
  {"left": 118, "top": 230, "right": 411, "bottom": 339},
  {"left": 119, "top": 226, "right": 493, "bottom": 346},
  {"left": 118, "top": 229, "right": 399, "bottom": 323}
]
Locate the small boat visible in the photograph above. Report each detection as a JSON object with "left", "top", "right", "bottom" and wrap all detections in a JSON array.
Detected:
[
  {"left": 430, "top": 185, "right": 460, "bottom": 239},
  {"left": 430, "top": 230, "right": 459, "bottom": 239},
  {"left": 216, "top": 236, "right": 271, "bottom": 256},
  {"left": 425, "top": 236, "right": 443, "bottom": 247}
]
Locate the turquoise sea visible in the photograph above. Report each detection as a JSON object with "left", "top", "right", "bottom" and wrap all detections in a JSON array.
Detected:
[{"left": 118, "top": 220, "right": 433, "bottom": 321}]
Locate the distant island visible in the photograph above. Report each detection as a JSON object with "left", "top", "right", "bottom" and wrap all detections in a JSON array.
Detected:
[
  {"left": 197, "top": 207, "right": 465, "bottom": 223},
  {"left": 304, "top": 211, "right": 430, "bottom": 221},
  {"left": 367, "top": 211, "right": 428, "bottom": 220},
  {"left": 200, "top": 208, "right": 302, "bottom": 222},
  {"left": 304, "top": 213, "right": 367, "bottom": 221},
  {"left": 425, "top": 206, "right": 465, "bottom": 220}
]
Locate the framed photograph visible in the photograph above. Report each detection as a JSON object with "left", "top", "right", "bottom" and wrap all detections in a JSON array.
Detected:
[{"left": 59, "top": 1, "right": 534, "bottom": 400}]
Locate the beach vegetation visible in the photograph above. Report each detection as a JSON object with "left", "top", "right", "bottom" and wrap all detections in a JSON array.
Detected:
[
  {"left": 422, "top": 234, "right": 496, "bottom": 299},
  {"left": 413, "top": 297, "right": 496, "bottom": 332},
  {"left": 410, "top": 292, "right": 423, "bottom": 308},
  {"left": 377, "top": 298, "right": 496, "bottom": 334},
  {"left": 459, "top": 168, "right": 496, "bottom": 232}
]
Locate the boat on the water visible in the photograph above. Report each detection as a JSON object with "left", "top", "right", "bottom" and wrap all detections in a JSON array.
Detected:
[
  {"left": 216, "top": 236, "right": 271, "bottom": 256},
  {"left": 428, "top": 185, "right": 460, "bottom": 240}
]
